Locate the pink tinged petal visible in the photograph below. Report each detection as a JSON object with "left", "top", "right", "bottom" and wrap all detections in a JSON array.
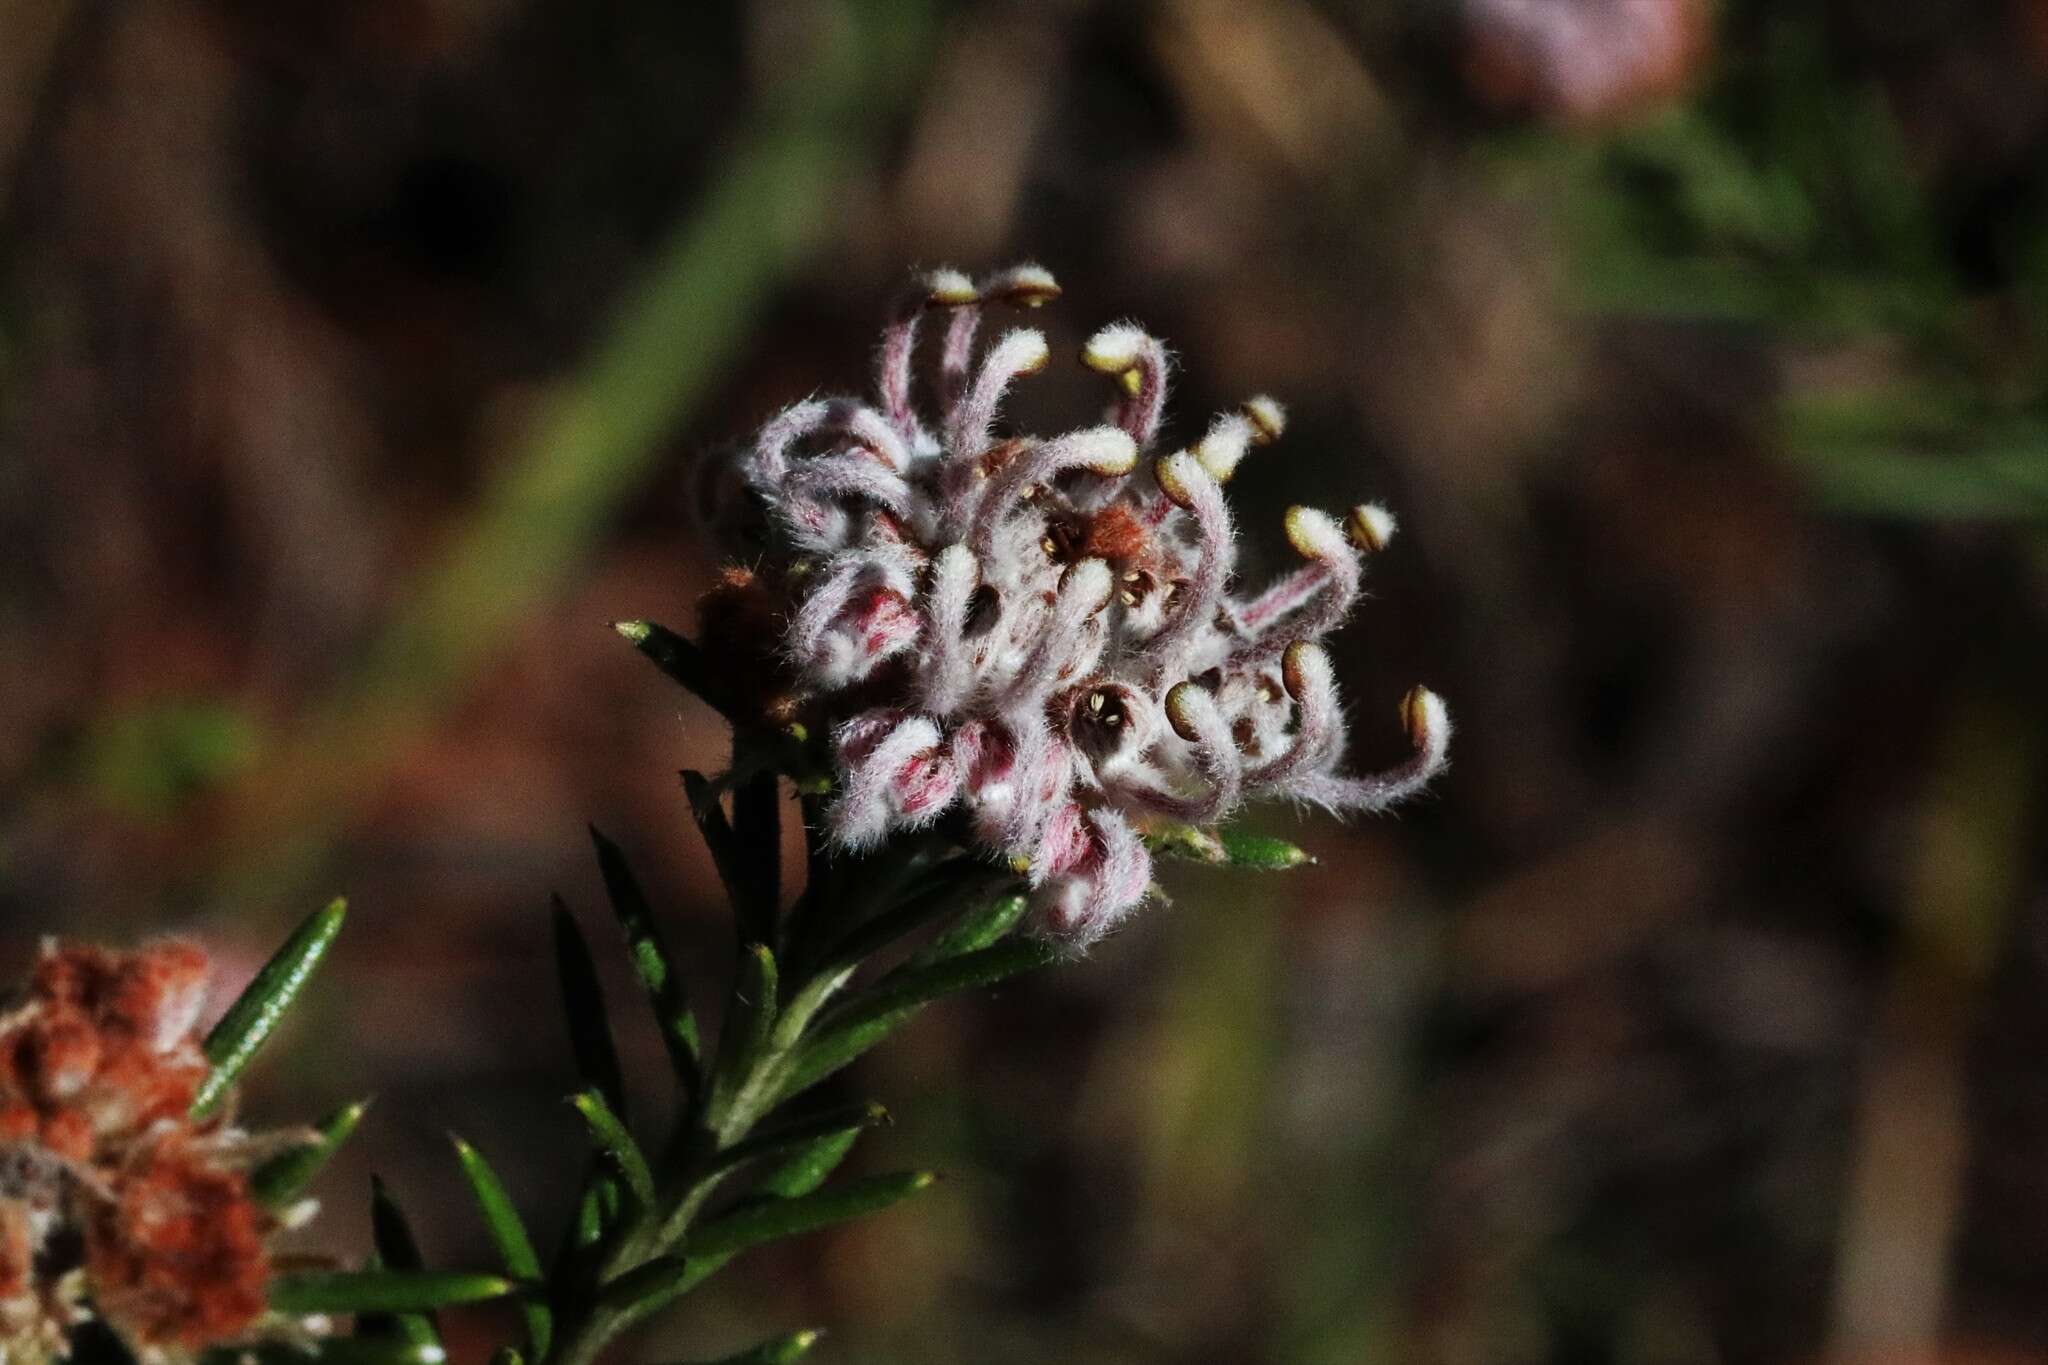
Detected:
[
  {"left": 921, "top": 544, "right": 981, "bottom": 716},
  {"left": 1244, "top": 641, "right": 1342, "bottom": 789},
  {"left": 1081, "top": 324, "right": 1171, "bottom": 451},
  {"left": 745, "top": 399, "right": 832, "bottom": 490},
  {"left": 938, "top": 299, "right": 984, "bottom": 414},
  {"left": 1029, "top": 800, "right": 1093, "bottom": 882},
  {"left": 1227, "top": 506, "right": 1362, "bottom": 668},
  {"left": 876, "top": 269, "right": 971, "bottom": 443},
  {"left": 946, "top": 327, "right": 1050, "bottom": 461},
  {"left": 1161, "top": 681, "right": 1243, "bottom": 822},
  {"left": 1003, "top": 558, "right": 1113, "bottom": 705},
  {"left": 1143, "top": 453, "right": 1235, "bottom": 679},
  {"left": 1031, "top": 808, "right": 1151, "bottom": 949},
  {"left": 967, "top": 426, "right": 1137, "bottom": 558},
  {"left": 1286, "top": 683, "right": 1452, "bottom": 815},
  {"left": 893, "top": 748, "right": 960, "bottom": 825},
  {"left": 829, "top": 714, "right": 948, "bottom": 849}
]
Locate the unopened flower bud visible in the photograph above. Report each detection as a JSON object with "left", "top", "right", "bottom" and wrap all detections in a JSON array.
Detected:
[
  {"left": 985, "top": 263, "right": 1060, "bottom": 307},
  {"left": 1283, "top": 506, "right": 1348, "bottom": 561},
  {"left": 924, "top": 268, "right": 978, "bottom": 306},
  {"left": 1242, "top": 394, "right": 1286, "bottom": 444}
]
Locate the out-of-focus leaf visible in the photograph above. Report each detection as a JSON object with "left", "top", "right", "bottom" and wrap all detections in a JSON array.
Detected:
[
  {"left": 674, "top": 1330, "right": 822, "bottom": 1365},
  {"left": 1218, "top": 830, "right": 1314, "bottom": 870},
  {"left": 589, "top": 825, "right": 701, "bottom": 1092},
  {"left": 569, "top": 1089, "right": 656, "bottom": 1211},
  {"left": 595, "top": 1255, "right": 695, "bottom": 1318},
  {"left": 713, "top": 1102, "right": 887, "bottom": 1178},
  {"left": 684, "top": 1171, "right": 935, "bottom": 1261},
  {"left": 206, "top": 1341, "right": 450, "bottom": 1365},
  {"left": 753, "top": 1126, "right": 863, "bottom": 1201},
  {"left": 781, "top": 938, "right": 1054, "bottom": 1096},
  {"left": 552, "top": 898, "right": 627, "bottom": 1118},
  {"left": 684, "top": 772, "right": 774, "bottom": 947},
  {"left": 269, "top": 1271, "right": 519, "bottom": 1315},
  {"left": 250, "top": 1098, "right": 369, "bottom": 1208},
  {"left": 705, "top": 944, "right": 779, "bottom": 1135},
  {"left": 193, "top": 899, "right": 346, "bottom": 1119},
  {"left": 450, "top": 1136, "right": 551, "bottom": 1356},
  {"left": 367, "top": 1178, "right": 440, "bottom": 1349},
  {"left": 907, "top": 892, "right": 1029, "bottom": 967},
  {"left": 732, "top": 768, "right": 782, "bottom": 948},
  {"left": 613, "top": 621, "right": 733, "bottom": 719},
  {"left": 817, "top": 861, "right": 1018, "bottom": 968}
]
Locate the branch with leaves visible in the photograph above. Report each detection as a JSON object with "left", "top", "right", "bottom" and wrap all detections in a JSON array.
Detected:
[{"left": 2, "top": 262, "right": 1448, "bottom": 1365}]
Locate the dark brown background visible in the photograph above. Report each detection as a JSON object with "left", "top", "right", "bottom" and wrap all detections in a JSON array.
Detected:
[{"left": 4, "top": 1, "right": 2047, "bottom": 1361}]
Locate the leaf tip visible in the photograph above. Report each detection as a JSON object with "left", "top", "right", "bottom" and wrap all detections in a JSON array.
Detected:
[{"left": 613, "top": 620, "right": 652, "bottom": 643}]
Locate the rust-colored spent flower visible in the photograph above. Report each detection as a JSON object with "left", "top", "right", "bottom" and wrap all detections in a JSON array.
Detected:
[
  {"left": 706, "top": 265, "right": 1451, "bottom": 947},
  {"left": 0, "top": 940, "right": 303, "bottom": 1363},
  {"left": 86, "top": 1135, "right": 270, "bottom": 1351}
]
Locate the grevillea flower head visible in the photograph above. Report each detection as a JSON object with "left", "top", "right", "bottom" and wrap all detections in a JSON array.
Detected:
[
  {"left": 707, "top": 265, "right": 1451, "bottom": 947},
  {"left": 0, "top": 941, "right": 309, "bottom": 1363}
]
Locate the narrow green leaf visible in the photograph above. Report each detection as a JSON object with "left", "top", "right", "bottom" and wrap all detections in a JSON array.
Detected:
[
  {"left": 568, "top": 1089, "right": 656, "bottom": 1211},
  {"left": 1218, "top": 829, "right": 1314, "bottom": 870},
  {"left": 595, "top": 1254, "right": 696, "bottom": 1317},
  {"left": 683, "top": 772, "right": 756, "bottom": 939},
  {"left": 713, "top": 1102, "right": 887, "bottom": 1178},
  {"left": 204, "top": 1342, "right": 449, "bottom": 1365},
  {"left": 269, "top": 1271, "right": 519, "bottom": 1315},
  {"left": 193, "top": 898, "right": 345, "bottom": 1118},
  {"left": 368, "top": 1178, "right": 440, "bottom": 1349},
  {"left": 684, "top": 1171, "right": 936, "bottom": 1261},
  {"left": 732, "top": 767, "right": 782, "bottom": 950},
  {"left": 589, "top": 825, "right": 702, "bottom": 1091},
  {"left": 552, "top": 897, "right": 627, "bottom": 1118},
  {"left": 449, "top": 1136, "right": 551, "bottom": 1356},
  {"left": 614, "top": 620, "right": 733, "bottom": 717},
  {"left": 677, "top": 1330, "right": 823, "bottom": 1365},
  {"left": 906, "top": 892, "right": 1028, "bottom": 968},
  {"left": 754, "top": 1126, "right": 863, "bottom": 1201},
  {"left": 782, "top": 939, "right": 1054, "bottom": 1097},
  {"left": 817, "top": 862, "right": 1017, "bottom": 969},
  {"left": 250, "top": 1098, "right": 369, "bottom": 1208},
  {"left": 705, "top": 943, "right": 778, "bottom": 1134}
]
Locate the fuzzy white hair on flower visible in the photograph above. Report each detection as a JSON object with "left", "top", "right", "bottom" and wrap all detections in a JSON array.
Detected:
[{"left": 712, "top": 264, "right": 1450, "bottom": 947}]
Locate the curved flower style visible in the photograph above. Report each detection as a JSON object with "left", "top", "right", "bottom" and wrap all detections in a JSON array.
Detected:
[
  {"left": 0, "top": 942, "right": 303, "bottom": 1363},
  {"left": 713, "top": 265, "right": 1451, "bottom": 946}
]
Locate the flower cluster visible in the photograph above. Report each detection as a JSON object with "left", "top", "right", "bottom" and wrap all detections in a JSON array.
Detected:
[
  {"left": 0, "top": 941, "right": 295, "bottom": 1363},
  {"left": 705, "top": 265, "right": 1450, "bottom": 946}
]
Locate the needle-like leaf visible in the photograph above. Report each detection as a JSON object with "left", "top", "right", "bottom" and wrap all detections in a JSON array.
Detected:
[
  {"left": 704, "top": 943, "right": 778, "bottom": 1136},
  {"left": 1217, "top": 829, "right": 1314, "bottom": 869},
  {"left": 250, "top": 1098, "right": 370, "bottom": 1208},
  {"left": 780, "top": 938, "right": 1055, "bottom": 1097},
  {"left": 676, "top": 1330, "right": 823, "bottom": 1365},
  {"left": 568, "top": 1089, "right": 656, "bottom": 1211},
  {"left": 450, "top": 1136, "right": 550, "bottom": 1355},
  {"left": 684, "top": 1171, "right": 935, "bottom": 1261},
  {"left": 613, "top": 620, "right": 733, "bottom": 719},
  {"left": 193, "top": 898, "right": 346, "bottom": 1118},
  {"left": 552, "top": 897, "right": 627, "bottom": 1119},
  {"left": 368, "top": 1178, "right": 440, "bottom": 1349},
  {"left": 904, "top": 892, "right": 1028, "bottom": 969},
  {"left": 269, "top": 1271, "right": 520, "bottom": 1315},
  {"left": 589, "top": 825, "right": 702, "bottom": 1093}
]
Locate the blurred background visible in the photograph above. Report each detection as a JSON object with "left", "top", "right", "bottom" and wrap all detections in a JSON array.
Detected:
[{"left": 4, "top": 0, "right": 2048, "bottom": 1360}]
